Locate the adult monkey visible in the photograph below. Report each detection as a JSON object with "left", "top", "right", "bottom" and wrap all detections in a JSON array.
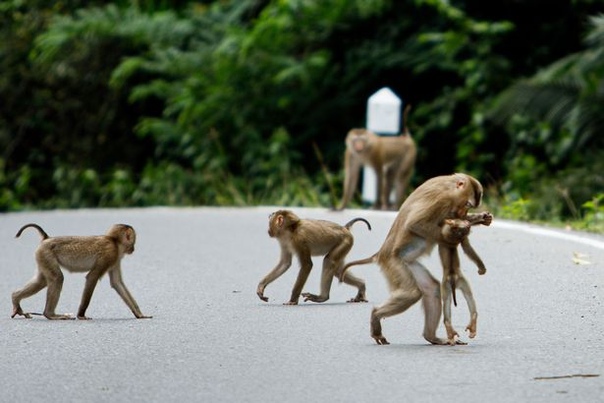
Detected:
[
  {"left": 336, "top": 105, "right": 416, "bottom": 211},
  {"left": 341, "top": 173, "right": 491, "bottom": 345}
]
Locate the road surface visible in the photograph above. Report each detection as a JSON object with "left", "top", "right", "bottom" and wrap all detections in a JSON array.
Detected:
[{"left": 0, "top": 207, "right": 602, "bottom": 402}]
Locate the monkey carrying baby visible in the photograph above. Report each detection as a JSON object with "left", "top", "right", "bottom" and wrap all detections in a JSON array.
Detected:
[{"left": 338, "top": 173, "right": 492, "bottom": 345}]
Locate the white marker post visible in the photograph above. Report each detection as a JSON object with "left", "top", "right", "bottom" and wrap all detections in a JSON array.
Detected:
[{"left": 362, "top": 87, "right": 402, "bottom": 204}]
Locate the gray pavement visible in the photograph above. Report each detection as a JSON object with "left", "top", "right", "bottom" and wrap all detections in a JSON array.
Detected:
[{"left": 0, "top": 207, "right": 602, "bottom": 402}]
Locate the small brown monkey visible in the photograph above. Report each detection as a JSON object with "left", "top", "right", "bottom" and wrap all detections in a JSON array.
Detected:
[
  {"left": 257, "top": 210, "right": 371, "bottom": 305},
  {"left": 337, "top": 173, "right": 490, "bottom": 345},
  {"left": 439, "top": 214, "right": 491, "bottom": 344},
  {"left": 11, "top": 223, "right": 151, "bottom": 320},
  {"left": 337, "top": 106, "right": 416, "bottom": 211}
]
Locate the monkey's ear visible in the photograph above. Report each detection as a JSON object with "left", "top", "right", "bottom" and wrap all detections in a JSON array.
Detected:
[
  {"left": 474, "top": 193, "right": 482, "bottom": 207},
  {"left": 275, "top": 215, "right": 285, "bottom": 228},
  {"left": 456, "top": 179, "right": 466, "bottom": 190}
]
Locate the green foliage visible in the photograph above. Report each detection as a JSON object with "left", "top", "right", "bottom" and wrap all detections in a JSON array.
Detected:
[
  {"left": 580, "top": 194, "right": 604, "bottom": 231},
  {"left": 1, "top": 0, "right": 603, "bottom": 232},
  {"left": 497, "top": 197, "right": 533, "bottom": 223},
  {"left": 485, "top": 14, "right": 604, "bottom": 223}
]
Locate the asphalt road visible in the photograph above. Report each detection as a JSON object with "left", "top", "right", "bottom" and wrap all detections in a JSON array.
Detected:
[{"left": 1, "top": 207, "right": 602, "bottom": 403}]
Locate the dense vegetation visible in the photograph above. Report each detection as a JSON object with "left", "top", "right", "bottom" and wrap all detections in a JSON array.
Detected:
[{"left": 1, "top": 0, "right": 603, "bottom": 231}]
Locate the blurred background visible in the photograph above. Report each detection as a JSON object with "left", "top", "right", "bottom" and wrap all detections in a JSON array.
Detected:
[{"left": 1, "top": 0, "right": 603, "bottom": 231}]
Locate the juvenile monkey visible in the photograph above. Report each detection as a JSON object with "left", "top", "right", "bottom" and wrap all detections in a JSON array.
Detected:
[
  {"left": 257, "top": 210, "right": 371, "bottom": 305},
  {"left": 337, "top": 173, "right": 490, "bottom": 345},
  {"left": 337, "top": 106, "right": 416, "bottom": 211},
  {"left": 439, "top": 215, "right": 491, "bottom": 344},
  {"left": 11, "top": 223, "right": 151, "bottom": 320}
]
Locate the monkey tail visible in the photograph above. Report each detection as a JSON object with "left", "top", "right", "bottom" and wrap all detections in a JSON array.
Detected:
[
  {"left": 450, "top": 276, "right": 457, "bottom": 307},
  {"left": 338, "top": 253, "right": 377, "bottom": 282},
  {"left": 15, "top": 223, "right": 49, "bottom": 240},
  {"left": 344, "top": 218, "right": 372, "bottom": 231},
  {"left": 402, "top": 104, "right": 412, "bottom": 135},
  {"left": 447, "top": 251, "right": 458, "bottom": 307}
]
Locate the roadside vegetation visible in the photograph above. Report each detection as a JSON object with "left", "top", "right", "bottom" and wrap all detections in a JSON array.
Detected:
[{"left": 1, "top": 1, "right": 603, "bottom": 233}]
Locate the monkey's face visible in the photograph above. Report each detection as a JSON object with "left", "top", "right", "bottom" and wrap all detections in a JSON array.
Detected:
[
  {"left": 346, "top": 129, "right": 370, "bottom": 153},
  {"left": 454, "top": 175, "right": 483, "bottom": 216},
  {"left": 123, "top": 227, "right": 136, "bottom": 254},
  {"left": 268, "top": 213, "right": 280, "bottom": 238}
]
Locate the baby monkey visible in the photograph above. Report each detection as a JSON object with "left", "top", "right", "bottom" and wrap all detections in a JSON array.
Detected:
[
  {"left": 257, "top": 210, "right": 371, "bottom": 305},
  {"left": 11, "top": 223, "right": 151, "bottom": 320},
  {"left": 439, "top": 212, "right": 491, "bottom": 344}
]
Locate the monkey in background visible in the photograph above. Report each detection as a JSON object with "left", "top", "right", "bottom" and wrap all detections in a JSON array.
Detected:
[
  {"left": 11, "top": 223, "right": 151, "bottom": 320},
  {"left": 336, "top": 105, "right": 416, "bottom": 211},
  {"left": 257, "top": 210, "right": 372, "bottom": 305}
]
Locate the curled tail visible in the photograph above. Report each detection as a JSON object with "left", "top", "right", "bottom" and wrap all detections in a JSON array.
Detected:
[
  {"left": 338, "top": 253, "right": 378, "bottom": 282},
  {"left": 15, "top": 223, "right": 50, "bottom": 240},
  {"left": 344, "top": 217, "right": 372, "bottom": 231}
]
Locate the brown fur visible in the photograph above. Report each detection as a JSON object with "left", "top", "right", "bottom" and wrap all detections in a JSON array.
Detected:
[
  {"left": 257, "top": 210, "right": 371, "bottom": 305},
  {"left": 439, "top": 214, "right": 491, "bottom": 344},
  {"left": 11, "top": 223, "right": 150, "bottom": 320},
  {"left": 337, "top": 106, "right": 416, "bottom": 211},
  {"left": 338, "top": 173, "right": 489, "bottom": 345}
]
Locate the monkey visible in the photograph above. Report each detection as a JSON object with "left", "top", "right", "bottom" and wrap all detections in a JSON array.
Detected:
[
  {"left": 438, "top": 214, "right": 491, "bottom": 345},
  {"left": 338, "top": 211, "right": 491, "bottom": 345},
  {"left": 11, "top": 223, "right": 151, "bottom": 320},
  {"left": 336, "top": 105, "right": 416, "bottom": 211},
  {"left": 336, "top": 173, "right": 491, "bottom": 345},
  {"left": 256, "top": 210, "right": 372, "bottom": 305}
]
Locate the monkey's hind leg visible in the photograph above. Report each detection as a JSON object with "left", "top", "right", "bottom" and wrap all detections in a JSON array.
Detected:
[
  {"left": 340, "top": 270, "right": 368, "bottom": 303},
  {"left": 302, "top": 245, "right": 351, "bottom": 303},
  {"left": 370, "top": 287, "right": 421, "bottom": 345},
  {"left": 42, "top": 266, "right": 74, "bottom": 320},
  {"left": 441, "top": 276, "right": 466, "bottom": 346},
  {"left": 11, "top": 273, "right": 47, "bottom": 319},
  {"left": 456, "top": 275, "right": 478, "bottom": 338}
]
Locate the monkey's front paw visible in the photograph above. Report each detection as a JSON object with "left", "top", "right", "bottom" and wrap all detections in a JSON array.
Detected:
[
  {"left": 257, "top": 292, "right": 269, "bottom": 302},
  {"left": 481, "top": 212, "right": 493, "bottom": 226},
  {"left": 372, "top": 335, "right": 390, "bottom": 345},
  {"left": 347, "top": 294, "right": 368, "bottom": 303},
  {"left": 283, "top": 301, "right": 298, "bottom": 306}
]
